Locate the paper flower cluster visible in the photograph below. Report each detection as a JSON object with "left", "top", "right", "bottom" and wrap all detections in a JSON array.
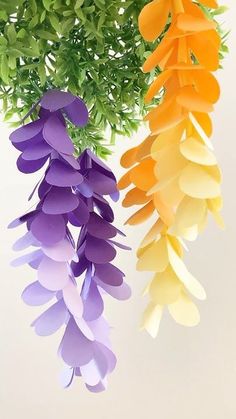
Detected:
[
  {"left": 119, "top": 0, "right": 223, "bottom": 337},
  {"left": 9, "top": 90, "right": 130, "bottom": 391}
]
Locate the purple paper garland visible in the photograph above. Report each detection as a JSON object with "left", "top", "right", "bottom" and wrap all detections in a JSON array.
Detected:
[{"left": 9, "top": 90, "right": 131, "bottom": 392}]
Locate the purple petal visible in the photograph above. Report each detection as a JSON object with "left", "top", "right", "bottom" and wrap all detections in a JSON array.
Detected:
[
  {"left": 17, "top": 154, "right": 48, "bottom": 174},
  {"left": 75, "top": 179, "right": 93, "bottom": 198},
  {"left": 38, "top": 180, "right": 52, "bottom": 200},
  {"left": 88, "top": 170, "right": 117, "bottom": 195},
  {"left": 71, "top": 256, "right": 90, "bottom": 277},
  {"left": 75, "top": 318, "right": 94, "bottom": 341},
  {"left": 85, "top": 235, "right": 116, "bottom": 264},
  {"left": 62, "top": 280, "right": 83, "bottom": 318},
  {"left": 11, "top": 249, "right": 43, "bottom": 267},
  {"left": 60, "top": 154, "right": 80, "bottom": 170},
  {"left": 63, "top": 97, "right": 89, "bottom": 127},
  {"left": 43, "top": 115, "right": 74, "bottom": 154},
  {"left": 83, "top": 282, "right": 104, "bottom": 321},
  {"left": 42, "top": 187, "right": 79, "bottom": 215},
  {"left": 46, "top": 159, "right": 83, "bottom": 187},
  {"left": 30, "top": 212, "right": 66, "bottom": 246},
  {"left": 86, "top": 149, "right": 112, "bottom": 173},
  {"left": 22, "top": 281, "right": 56, "bottom": 306},
  {"left": 108, "top": 240, "right": 131, "bottom": 250},
  {"left": 38, "top": 256, "right": 70, "bottom": 291},
  {"left": 60, "top": 367, "right": 75, "bottom": 389},
  {"left": 94, "top": 197, "right": 114, "bottom": 223},
  {"left": 12, "top": 231, "right": 38, "bottom": 251},
  {"left": 68, "top": 199, "right": 90, "bottom": 227},
  {"left": 42, "top": 238, "right": 75, "bottom": 262},
  {"left": 60, "top": 318, "right": 94, "bottom": 367},
  {"left": 110, "top": 191, "right": 120, "bottom": 202},
  {"left": 94, "top": 263, "right": 124, "bottom": 286},
  {"left": 40, "top": 90, "right": 75, "bottom": 111},
  {"left": 87, "top": 213, "right": 117, "bottom": 239},
  {"left": 10, "top": 119, "right": 44, "bottom": 143},
  {"left": 96, "top": 280, "right": 131, "bottom": 301},
  {"left": 32, "top": 299, "right": 68, "bottom": 336},
  {"left": 21, "top": 141, "right": 52, "bottom": 160}
]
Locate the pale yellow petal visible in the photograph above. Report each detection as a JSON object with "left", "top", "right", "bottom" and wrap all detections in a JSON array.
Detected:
[
  {"left": 167, "top": 239, "right": 206, "bottom": 300},
  {"left": 150, "top": 266, "right": 182, "bottom": 304},
  {"left": 180, "top": 137, "right": 217, "bottom": 165},
  {"left": 140, "top": 302, "right": 163, "bottom": 338},
  {"left": 137, "top": 236, "right": 169, "bottom": 272},
  {"left": 175, "top": 196, "right": 207, "bottom": 229},
  {"left": 168, "top": 291, "right": 200, "bottom": 327},
  {"left": 179, "top": 163, "right": 221, "bottom": 199}
]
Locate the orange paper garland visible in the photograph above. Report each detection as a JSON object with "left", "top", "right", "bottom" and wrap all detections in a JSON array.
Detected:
[{"left": 119, "top": 0, "right": 223, "bottom": 337}]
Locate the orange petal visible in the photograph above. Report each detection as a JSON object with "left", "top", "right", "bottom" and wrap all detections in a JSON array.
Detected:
[
  {"left": 177, "top": 13, "right": 216, "bottom": 32},
  {"left": 188, "top": 32, "right": 219, "bottom": 71},
  {"left": 138, "top": 0, "right": 171, "bottom": 41},
  {"left": 153, "top": 193, "right": 175, "bottom": 226},
  {"left": 129, "top": 158, "right": 156, "bottom": 191},
  {"left": 192, "top": 112, "right": 212, "bottom": 137},
  {"left": 145, "top": 69, "right": 172, "bottom": 103},
  {"left": 122, "top": 187, "right": 150, "bottom": 208},
  {"left": 192, "top": 70, "right": 220, "bottom": 104},
  {"left": 117, "top": 171, "right": 131, "bottom": 190},
  {"left": 125, "top": 201, "right": 155, "bottom": 225},
  {"left": 120, "top": 146, "right": 138, "bottom": 168},
  {"left": 143, "top": 38, "right": 175, "bottom": 73},
  {"left": 176, "top": 85, "right": 214, "bottom": 113},
  {"left": 197, "top": 0, "right": 218, "bottom": 8}
]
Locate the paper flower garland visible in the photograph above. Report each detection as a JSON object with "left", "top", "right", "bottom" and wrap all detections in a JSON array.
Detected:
[
  {"left": 9, "top": 90, "right": 130, "bottom": 391},
  {"left": 119, "top": 0, "right": 223, "bottom": 337}
]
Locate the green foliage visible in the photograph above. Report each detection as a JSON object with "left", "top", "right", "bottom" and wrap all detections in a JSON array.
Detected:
[
  {"left": 0, "top": 1, "right": 228, "bottom": 156},
  {"left": 0, "top": 0, "right": 159, "bottom": 156}
]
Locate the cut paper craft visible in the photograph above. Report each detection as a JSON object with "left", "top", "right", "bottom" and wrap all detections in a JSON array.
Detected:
[
  {"left": 119, "top": 0, "right": 223, "bottom": 336},
  {"left": 9, "top": 90, "right": 130, "bottom": 392}
]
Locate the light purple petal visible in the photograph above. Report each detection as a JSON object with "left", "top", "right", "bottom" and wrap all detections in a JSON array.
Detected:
[
  {"left": 86, "top": 380, "right": 107, "bottom": 393},
  {"left": 12, "top": 231, "right": 38, "bottom": 251},
  {"left": 38, "top": 256, "right": 70, "bottom": 291},
  {"left": 60, "top": 366, "right": 75, "bottom": 389},
  {"left": 32, "top": 299, "right": 68, "bottom": 336},
  {"left": 75, "top": 318, "right": 94, "bottom": 341},
  {"left": 22, "top": 281, "right": 56, "bottom": 306},
  {"left": 46, "top": 160, "right": 83, "bottom": 187},
  {"left": 83, "top": 282, "right": 104, "bottom": 321},
  {"left": 43, "top": 114, "right": 74, "bottom": 154},
  {"left": 60, "top": 318, "right": 94, "bottom": 367},
  {"left": 42, "top": 238, "right": 75, "bottom": 262},
  {"left": 30, "top": 212, "right": 66, "bottom": 246},
  {"left": 42, "top": 187, "right": 79, "bottom": 215},
  {"left": 11, "top": 249, "right": 43, "bottom": 267},
  {"left": 96, "top": 280, "right": 131, "bottom": 301},
  {"left": 62, "top": 280, "right": 83, "bottom": 318}
]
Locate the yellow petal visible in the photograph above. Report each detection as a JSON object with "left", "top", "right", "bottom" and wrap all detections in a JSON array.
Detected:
[
  {"left": 179, "top": 162, "right": 221, "bottom": 199},
  {"left": 180, "top": 137, "right": 216, "bottom": 166},
  {"left": 140, "top": 302, "right": 163, "bottom": 338},
  {"left": 138, "top": 0, "right": 170, "bottom": 42},
  {"left": 168, "top": 291, "right": 200, "bottom": 327},
  {"left": 150, "top": 266, "right": 182, "bottom": 304},
  {"left": 139, "top": 219, "right": 165, "bottom": 248},
  {"left": 175, "top": 196, "right": 207, "bottom": 229},
  {"left": 137, "top": 236, "right": 169, "bottom": 272},
  {"left": 167, "top": 239, "right": 206, "bottom": 300}
]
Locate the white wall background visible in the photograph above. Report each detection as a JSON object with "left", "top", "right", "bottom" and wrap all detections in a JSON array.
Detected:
[{"left": 0, "top": 2, "right": 236, "bottom": 418}]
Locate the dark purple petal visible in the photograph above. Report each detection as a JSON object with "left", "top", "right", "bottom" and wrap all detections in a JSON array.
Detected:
[
  {"left": 46, "top": 160, "right": 83, "bottom": 187},
  {"left": 94, "top": 197, "right": 114, "bottom": 223},
  {"left": 10, "top": 119, "right": 43, "bottom": 143},
  {"left": 38, "top": 180, "right": 52, "bottom": 200},
  {"left": 68, "top": 200, "right": 90, "bottom": 227},
  {"left": 40, "top": 90, "right": 75, "bottom": 111},
  {"left": 21, "top": 141, "right": 52, "bottom": 160},
  {"left": 38, "top": 256, "right": 70, "bottom": 291},
  {"left": 17, "top": 154, "right": 48, "bottom": 174},
  {"left": 87, "top": 212, "right": 117, "bottom": 239},
  {"left": 83, "top": 282, "right": 104, "bottom": 321},
  {"left": 71, "top": 256, "right": 90, "bottom": 277},
  {"left": 85, "top": 235, "right": 116, "bottom": 264},
  {"left": 94, "top": 263, "right": 124, "bottom": 286},
  {"left": 30, "top": 212, "right": 66, "bottom": 246},
  {"left": 63, "top": 97, "right": 89, "bottom": 127},
  {"left": 22, "top": 281, "right": 56, "bottom": 306},
  {"left": 88, "top": 170, "right": 117, "bottom": 195},
  {"left": 32, "top": 299, "right": 68, "bottom": 336},
  {"left": 108, "top": 240, "right": 131, "bottom": 250},
  {"left": 43, "top": 115, "right": 74, "bottom": 154},
  {"left": 60, "top": 318, "right": 94, "bottom": 367},
  {"left": 42, "top": 187, "right": 79, "bottom": 215}
]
